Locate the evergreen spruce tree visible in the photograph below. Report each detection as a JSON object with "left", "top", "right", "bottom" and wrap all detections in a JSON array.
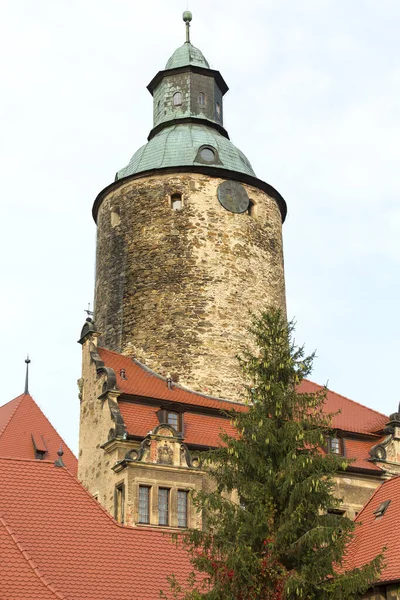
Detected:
[{"left": 163, "top": 309, "right": 383, "bottom": 600}]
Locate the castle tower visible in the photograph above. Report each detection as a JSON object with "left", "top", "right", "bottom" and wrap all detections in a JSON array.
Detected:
[{"left": 93, "top": 13, "right": 287, "bottom": 400}]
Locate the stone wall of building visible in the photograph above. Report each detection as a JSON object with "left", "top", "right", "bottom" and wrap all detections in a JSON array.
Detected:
[{"left": 94, "top": 172, "right": 286, "bottom": 401}]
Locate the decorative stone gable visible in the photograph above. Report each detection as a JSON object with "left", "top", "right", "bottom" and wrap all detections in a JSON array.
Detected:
[
  {"left": 114, "top": 423, "right": 198, "bottom": 472},
  {"left": 370, "top": 410, "right": 400, "bottom": 476}
]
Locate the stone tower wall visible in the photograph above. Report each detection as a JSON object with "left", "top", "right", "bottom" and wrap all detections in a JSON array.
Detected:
[{"left": 94, "top": 172, "right": 285, "bottom": 400}]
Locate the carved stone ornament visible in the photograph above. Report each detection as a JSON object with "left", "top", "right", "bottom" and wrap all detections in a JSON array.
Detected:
[{"left": 157, "top": 442, "right": 174, "bottom": 465}]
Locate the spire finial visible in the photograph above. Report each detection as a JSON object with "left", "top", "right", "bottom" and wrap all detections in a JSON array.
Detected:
[
  {"left": 24, "top": 355, "right": 31, "bottom": 395},
  {"left": 54, "top": 445, "right": 65, "bottom": 467},
  {"left": 183, "top": 10, "right": 192, "bottom": 44}
]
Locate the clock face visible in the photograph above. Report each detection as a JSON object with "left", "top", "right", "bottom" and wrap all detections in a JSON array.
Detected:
[{"left": 217, "top": 180, "right": 250, "bottom": 214}]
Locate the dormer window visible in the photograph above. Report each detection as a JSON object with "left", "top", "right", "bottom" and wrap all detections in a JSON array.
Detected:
[
  {"left": 329, "top": 436, "right": 342, "bottom": 455},
  {"left": 198, "top": 92, "right": 206, "bottom": 106},
  {"left": 373, "top": 499, "right": 391, "bottom": 518},
  {"left": 156, "top": 407, "right": 184, "bottom": 433},
  {"left": 171, "top": 193, "right": 182, "bottom": 210},
  {"left": 173, "top": 92, "right": 182, "bottom": 106},
  {"left": 167, "top": 411, "right": 179, "bottom": 430}
]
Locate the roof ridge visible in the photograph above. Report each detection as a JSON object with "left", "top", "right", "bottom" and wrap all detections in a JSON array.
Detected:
[
  {"left": 0, "top": 394, "right": 25, "bottom": 438},
  {"left": 304, "top": 379, "right": 388, "bottom": 420},
  {"left": 0, "top": 514, "right": 68, "bottom": 599},
  {"left": 99, "top": 346, "right": 246, "bottom": 406}
]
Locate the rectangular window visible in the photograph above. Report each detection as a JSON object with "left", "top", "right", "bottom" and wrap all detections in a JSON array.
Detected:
[
  {"left": 138, "top": 486, "right": 150, "bottom": 524},
  {"left": 115, "top": 483, "right": 125, "bottom": 524},
  {"left": 158, "top": 488, "right": 169, "bottom": 526},
  {"left": 178, "top": 490, "right": 188, "bottom": 527}
]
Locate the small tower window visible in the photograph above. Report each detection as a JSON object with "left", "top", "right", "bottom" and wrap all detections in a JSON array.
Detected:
[
  {"left": 198, "top": 92, "right": 206, "bottom": 106},
  {"left": 171, "top": 193, "right": 183, "bottom": 210},
  {"left": 173, "top": 92, "right": 182, "bottom": 106},
  {"left": 247, "top": 200, "right": 255, "bottom": 216},
  {"left": 110, "top": 206, "right": 121, "bottom": 227},
  {"left": 200, "top": 146, "right": 216, "bottom": 163},
  {"left": 216, "top": 102, "right": 221, "bottom": 116}
]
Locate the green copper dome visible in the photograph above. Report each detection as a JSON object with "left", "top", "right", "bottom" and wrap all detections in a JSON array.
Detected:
[
  {"left": 116, "top": 124, "right": 255, "bottom": 180},
  {"left": 165, "top": 42, "right": 210, "bottom": 70}
]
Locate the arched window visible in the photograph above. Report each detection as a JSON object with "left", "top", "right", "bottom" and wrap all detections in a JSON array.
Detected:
[
  {"left": 173, "top": 92, "right": 182, "bottom": 106},
  {"left": 171, "top": 193, "right": 182, "bottom": 210},
  {"left": 216, "top": 102, "right": 221, "bottom": 116},
  {"left": 198, "top": 92, "right": 206, "bottom": 106}
]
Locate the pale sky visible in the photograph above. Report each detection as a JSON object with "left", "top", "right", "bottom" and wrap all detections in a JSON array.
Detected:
[{"left": 1, "top": 0, "right": 399, "bottom": 454}]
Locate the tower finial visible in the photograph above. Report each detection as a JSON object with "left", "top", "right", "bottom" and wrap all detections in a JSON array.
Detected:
[
  {"left": 183, "top": 10, "right": 192, "bottom": 44},
  {"left": 24, "top": 355, "right": 31, "bottom": 395}
]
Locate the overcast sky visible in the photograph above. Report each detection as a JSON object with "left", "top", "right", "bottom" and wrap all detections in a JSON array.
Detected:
[{"left": 1, "top": 0, "right": 399, "bottom": 454}]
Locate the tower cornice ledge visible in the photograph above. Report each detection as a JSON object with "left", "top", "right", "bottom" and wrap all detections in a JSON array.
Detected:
[
  {"left": 147, "top": 65, "right": 229, "bottom": 96},
  {"left": 147, "top": 116, "right": 230, "bottom": 141},
  {"left": 92, "top": 166, "right": 287, "bottom": 223}
]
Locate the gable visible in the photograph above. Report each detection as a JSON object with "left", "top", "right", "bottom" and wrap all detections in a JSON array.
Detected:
[{"left": 0, "top": 394, "right": 77, "bottom": 475}]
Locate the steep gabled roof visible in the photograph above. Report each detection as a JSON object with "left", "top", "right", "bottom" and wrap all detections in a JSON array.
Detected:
[
  {"left": 298, "top": 380, "right": 388, "bottom": 435},
  {"left": 98, "top": 347, "right": 246, "bottom": 412},
  {"left": 98, "top": 347, "right": 388, "bottom": 437},
  {"left": 345, "top": 476, "right": 400, "bottom": 583},
  {"left": 0, "top": 457, "right": 194, "bottom": 600},
  {"left": 0, "top": 394, "right": 77, "bottom": 475}
]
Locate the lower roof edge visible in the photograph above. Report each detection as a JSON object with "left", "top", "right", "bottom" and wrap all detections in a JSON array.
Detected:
[{"left": 92, "top": 165, "right": 287, "bottom": 223}]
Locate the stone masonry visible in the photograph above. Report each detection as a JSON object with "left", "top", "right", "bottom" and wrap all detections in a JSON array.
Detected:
[{"left": 94, "top": 171, "right": 286, "bottom": 401}]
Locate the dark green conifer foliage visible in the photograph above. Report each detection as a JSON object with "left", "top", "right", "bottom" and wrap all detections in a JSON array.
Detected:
[{"left": 163, "top": 309, "right": 383, "bottom": 599}]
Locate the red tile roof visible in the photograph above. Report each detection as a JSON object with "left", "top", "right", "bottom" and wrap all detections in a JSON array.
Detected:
[
  {"left": 119, "top": 401, "right": 236, "bottom": 447},
  {"left": 298, "top": 380, "right": 387, "bottom": 435},
  {"left": 98, "top": 347, "right": 246, "bottom": 412},
  {"left": 345, "top": 476, "right": 400, "bottom": 583},
  {"left": 0, "top": 394, "right": 77, "bottom": 475},
  {"left": 0, "top": 457, "right": 194, "bottom": 600},
  {"left": 344, "top": 438, "right": 382, "bottom": 472},
  {"left": 99, "top": 348, "right": 388, "bottom": 436}
]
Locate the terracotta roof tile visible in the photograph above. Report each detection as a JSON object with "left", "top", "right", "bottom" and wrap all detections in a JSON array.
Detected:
[
  {"left": 298, "top": 380, "right": 388, "bottom": 434},
  {"left": 99, "top": 348, "right": 388, "bottom": 436},
  {"left": 98, "top": 347, "right": 246, "bottom": 412},
  {"left": 345, "top": 476, "right": 400, "bottom": 583},
  {"left": 344, "top": 438, "right": 382, "bottom": 471},
  {"left": 120, "top": 401, "right": 236, "bottom": 447},
  {"left": 0, "top": 457, "right": 194, "bottom": 600},
  {"left": 0, "top": 394, "right": 77, "bottom": 475}
]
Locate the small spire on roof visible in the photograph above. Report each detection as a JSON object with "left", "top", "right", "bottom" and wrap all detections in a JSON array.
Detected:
[
  {"left": 84, "top": 302, "right": 94, "bottom": 317},
  {"left": 183, "top": 10, "right": 192, "bottom": 44},
  {"left": 54, "top": 445, "right": 65, "bottom": 468},
  {"left": 24, "top": 355, "right": 31, "bottom": 395}
]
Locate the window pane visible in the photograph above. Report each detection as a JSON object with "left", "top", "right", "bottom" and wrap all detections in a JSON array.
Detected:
[
  {"left": 178, "top": 490, "right": 188, "bottom": 527},
  {"left": 138, "top": 486, "right": 150, "bottom": 524},
  {"left": 115, "top": 484, "right": 124, "bottom": 524},
  {"left": 198, "top": 92, "right": 206, "bottom": 106},
  {"left": 173, "top": 92, "right": 182, "bottom": 106},
  {"left": 331, "top": 437, "right": 340, "bottom": 454},
  {"left": 158, "top": 488, "right": 169, "bottom": 526},
  {"left": 167, "top": 411, "right": 179, "bottom": 429}
]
